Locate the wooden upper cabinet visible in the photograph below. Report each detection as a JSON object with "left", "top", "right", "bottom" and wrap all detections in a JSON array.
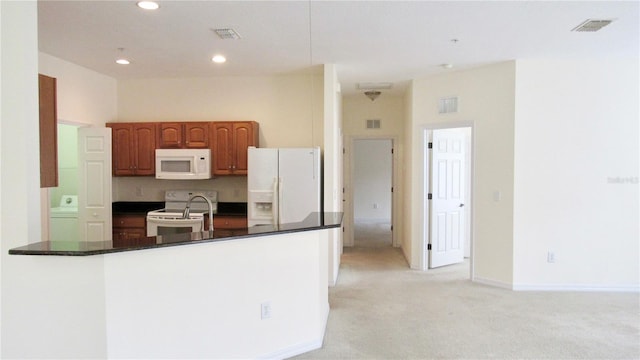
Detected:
[
  {"left": 107, "top": 123, "right": 156, "bottom": 176},
  {"left": 232, "top": 122, "right": 255, "bottom": 173},
  {"left": 39, "top": 74, "right": 58, "bottom": 188},
  {"left": 133, "top": 124, "right": 156, "bottom": 175},
  {"left": 158, "top": 122, "right": 209, "bottom": 149},
  {"left": 212, "top": 123, "right": 233, "bottom": 174},
  {"left": 158, "top": 123, "right": 182, "bottom": 148},
  {"left": 184, "top": 123, "right": 209, "bottom": 148},
  {"left": 212, "top": 121, "right": 258, "bottom": 175}
]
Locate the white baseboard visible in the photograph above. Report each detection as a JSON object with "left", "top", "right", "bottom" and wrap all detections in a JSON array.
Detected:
[
  {"left": 258, "top": 302, "right": 330, "bottom": 359},
  {"left": 474, "top": 277, "right": 640, "bottom": 293},
  {"left": 354, "top": 218, "right": 391, "bottom": 224},
  {"left": 512, "top": 283, "right": 640, "bottom": 292},
  {"left": 473, "top": 276, "right": 513, "bottom": 290}
]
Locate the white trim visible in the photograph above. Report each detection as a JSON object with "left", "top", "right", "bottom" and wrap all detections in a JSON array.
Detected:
[
  {"left": 512, "top": 284, "right": 640, "bottom": 293},
  {"left": 473, "top": 278, "right": 640, "bottom": 293},
  {"left": 344, "top": 135, "right": 399, "bottom": 248},
  {"left": 473, "top": 276, "right": 514, "bottom": 290},
  {"left": 258, "top": 302, "right": 330, "bottom": 359},
  {"left": 419, "top": 122, "right": 475, "bottom": 277}
]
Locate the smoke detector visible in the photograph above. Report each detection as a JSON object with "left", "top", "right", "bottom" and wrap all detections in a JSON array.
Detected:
[{"left": 572, "top": 19, "right": 614, "bottom": 32}]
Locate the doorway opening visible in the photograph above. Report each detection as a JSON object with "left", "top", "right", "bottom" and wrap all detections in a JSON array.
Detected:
[
  {"left": 423, "top": 125, "right": 473, "bottom": 274},
  {"left": 47, "top": 122, "right": 81, "bottom": 241},
  {"left": 352, "top": 138, "right": 393, "bottom": 248}
]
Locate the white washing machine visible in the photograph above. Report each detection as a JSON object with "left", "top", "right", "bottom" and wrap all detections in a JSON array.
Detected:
[{"left": 50, "top": 195, "right": 79, "bottom": 241}]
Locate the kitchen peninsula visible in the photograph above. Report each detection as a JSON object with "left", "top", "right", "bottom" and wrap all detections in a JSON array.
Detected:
[{"left": 9, "top": 213, "right": 342, "bottom": 359}]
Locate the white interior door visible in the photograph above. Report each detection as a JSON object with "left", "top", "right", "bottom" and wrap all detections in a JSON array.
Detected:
[
  {"left": 429, "top": 129, "right": 465, "bottom": 268},
  {"left": 78, "top": 127, "right": 112, "bottom": 242}
]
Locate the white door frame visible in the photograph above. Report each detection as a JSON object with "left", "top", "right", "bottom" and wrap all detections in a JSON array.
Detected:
[
  {"left": 343, "top": 135, "right": 399, "bottom": 248},
  {"left": 420, "top": 122, "right": 475, "bottom": 279}
]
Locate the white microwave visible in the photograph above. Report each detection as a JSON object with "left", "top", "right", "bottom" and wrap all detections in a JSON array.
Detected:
[{"left": 155, "top": 149, "right": 211, "bottom": 180}]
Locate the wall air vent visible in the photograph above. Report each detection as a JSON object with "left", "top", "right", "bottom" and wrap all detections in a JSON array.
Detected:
[
  {"left": 212, "top": 28, "right": 242, "bottom": 40},
  {"left": 366, "top": 119, "right": 381, "bottom": 129},
  {"left": 438, "top": 97, "right": 458, "bottom": 114},
  {"left": 572, "top": 19, "right": 614, "bottom": 32}
]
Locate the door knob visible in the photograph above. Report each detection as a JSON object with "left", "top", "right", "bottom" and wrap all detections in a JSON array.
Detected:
[{"left": 459, "top": 204, "right": 465, "bottom": 207}]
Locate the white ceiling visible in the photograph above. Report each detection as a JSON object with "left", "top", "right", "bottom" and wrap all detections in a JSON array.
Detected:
[{"left": 38, "top": 1, "right": 639, "bottom": 95}]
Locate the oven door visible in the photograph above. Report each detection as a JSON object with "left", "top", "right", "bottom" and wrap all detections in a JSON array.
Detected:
[{"left": 146, "top": 216, "right": 204, "bottom": 237}]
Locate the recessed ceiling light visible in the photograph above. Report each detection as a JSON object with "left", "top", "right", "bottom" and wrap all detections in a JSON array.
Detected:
[
  {"left": 116, "top": 59, "right": 130, "bottom": 65},
  {"left": 212, "top": 55, "right": 226, "bottom": 64},
  {"left": 137, "top": 1, "right": 159, "bottom": 10}
]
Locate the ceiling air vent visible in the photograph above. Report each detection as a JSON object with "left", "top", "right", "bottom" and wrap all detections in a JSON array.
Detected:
[
  {"left": 572, "top": 19, "right": 614, "bottom": 32},
  {"left": 439, "top": 97, "right": 458, "bottom": 114},
  {"left": 357, "top": 82, "right": 393, "bottom": 90},
  {"left": 212, "top": 28, "right": 242, "bottom": 40},
  {"left": 366, "top": 119, "right": 381, "bottom": 129}
]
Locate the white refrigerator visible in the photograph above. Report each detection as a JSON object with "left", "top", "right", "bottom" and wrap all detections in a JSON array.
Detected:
[{"left": 248, "top": 147, "right": 321, "bottom": 227}]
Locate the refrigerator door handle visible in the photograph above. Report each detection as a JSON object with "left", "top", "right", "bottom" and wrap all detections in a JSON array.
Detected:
[
  {"left": 272, "top": 177, "right": 279, "bottom": 226},
  {"left": 277, "top": 177, "right": 283, "bottom": 226}
]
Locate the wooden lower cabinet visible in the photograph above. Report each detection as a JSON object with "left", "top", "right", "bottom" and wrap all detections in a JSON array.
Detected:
[
  {"left": 112, "top": 214, "right": 154, "bottom": 247},
  {"left": 213, "top": 216, "right": 248, "bottom": 229}
]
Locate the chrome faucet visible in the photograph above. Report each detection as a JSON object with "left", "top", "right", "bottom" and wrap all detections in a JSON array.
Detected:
[{"left": 182, "top": 194, "right": 214, "bottom": 231}]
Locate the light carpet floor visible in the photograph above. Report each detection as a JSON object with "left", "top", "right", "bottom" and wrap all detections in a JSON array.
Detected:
[{"left": 294, "top": 224, "right": 640, "bottom": 359}]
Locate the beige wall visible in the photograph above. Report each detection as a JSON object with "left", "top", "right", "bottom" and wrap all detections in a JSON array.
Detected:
[
  {"left": 513, "top": 58, "right": 639, "bottom": 290},
  {"left": 408, "top": 62, "right": 516, "bottom": 286},
  {"left": 38, "top": 53, "right": 118, "bottom": 239},
  {"left": 402, "top": 85, "right": 415, "bottom": 262},
  {"left": 39, "top": 52, "right": 117, "bottom": 126},
  {"left": 323, "top": 64, "right": 342, "bottom": 286},
  {"left": 117, "top": 74, "right": 323, "bottom": 147},
  {"left": 2, "top": 3, "right": 109, "bottom": 358},
  {"left": 114, "top": 74, "right": 323, "bottom": 202},
  {"left": 342, "top": 93, "right": 405, "bottom": 247}
]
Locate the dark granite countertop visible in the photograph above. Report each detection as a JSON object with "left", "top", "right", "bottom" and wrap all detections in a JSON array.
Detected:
[
  {"left": 112, "top": 201, "right": 164, "bottom": 214},
  {"left": 216, "top": 202, "right": 247, "bottom": 216},
  {"left": 112, "top": 201, "right": 247, "bottom": 216},
  {"left": 9, "top": 212, "right": 342, "bottom": 256}
]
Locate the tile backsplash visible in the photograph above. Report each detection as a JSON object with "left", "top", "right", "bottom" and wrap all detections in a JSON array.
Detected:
[{"left": 113, "top": 176, "right": 247, "bottom": 203}]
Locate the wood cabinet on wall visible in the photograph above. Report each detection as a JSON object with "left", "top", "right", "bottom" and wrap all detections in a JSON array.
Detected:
[
  {"left": 158, "top": 122, "right": 209, "bottom": 149},
  {"left": 107, "top": 123, "right": 156, "bottom": 176},
  {"left": 112, "top": 214, "right": 154, "bottom": 247},
  {"left": 212, "top": 122, "right": 259, "bottom": 175},
  {"left": 213, "top": 216, "right": 248, "bottom": 229},
  {"left": 39, "top": 74, "right": 58, "bottom": 188}
]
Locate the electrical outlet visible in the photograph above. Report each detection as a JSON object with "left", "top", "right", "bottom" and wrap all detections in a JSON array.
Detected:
[
  {"left": 261, "top": 302, "right": 272, "bottom": 320},
  {"left": 136, "top": 186, "right": 143, "bottom": 196},
  {"left": 373, "top": 203, "right": 378, "bottom": 209},
  {"left": 547, "top": 251, "right": 555, "bottom": 263}
]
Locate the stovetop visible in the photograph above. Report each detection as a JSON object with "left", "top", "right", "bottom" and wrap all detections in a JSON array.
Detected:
[
  {"left": 147, "top": 208, "right": 209, "bottom": 218},
  {"left": 146, "top": 190, "right": 218, "bottom": 217}
]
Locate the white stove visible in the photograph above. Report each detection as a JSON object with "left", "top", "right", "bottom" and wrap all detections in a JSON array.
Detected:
[{"left": 147, "top": 190, "right": 218, "bottom": 236}]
